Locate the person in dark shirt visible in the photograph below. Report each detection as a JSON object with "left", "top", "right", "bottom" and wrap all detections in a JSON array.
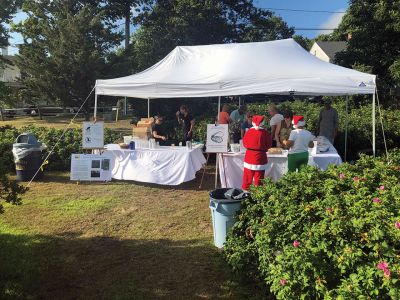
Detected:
[
  {"left": 176, "top": 105, "right": 195, "bottom": 144},
  {"left": 152, "top": 115, "right": 167, "bottom": 144}
]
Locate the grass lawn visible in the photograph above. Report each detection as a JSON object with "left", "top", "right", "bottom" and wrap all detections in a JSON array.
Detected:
[{"left": 0, "top": 170, "right": 262, "bottom": 299}]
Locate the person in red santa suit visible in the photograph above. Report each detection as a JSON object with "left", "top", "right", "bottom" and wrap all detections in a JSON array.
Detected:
[{"left": 242, "top": 115, "right": 272, "bottom": 191}]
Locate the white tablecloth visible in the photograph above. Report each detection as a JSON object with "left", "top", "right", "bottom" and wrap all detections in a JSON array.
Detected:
[
  {"left": 219, "top": 147, "right": 342, "bottom": 188},
  {"left": 104, "top": 144, "right": 206, "bottom": 185}
]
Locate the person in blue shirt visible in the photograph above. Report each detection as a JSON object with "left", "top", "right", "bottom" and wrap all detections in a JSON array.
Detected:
[{"left": 241, "top": 111, "right": 253, "bottom": 138}]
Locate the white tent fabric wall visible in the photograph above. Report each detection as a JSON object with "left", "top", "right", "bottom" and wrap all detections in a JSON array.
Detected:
[{"left": 95, "top": 39, "right": 376, "bottom": 99}]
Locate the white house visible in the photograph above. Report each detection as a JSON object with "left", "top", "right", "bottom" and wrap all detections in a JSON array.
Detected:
[
  {"left": 0, "top": 47, "right": 21, "bottom": 87},
  {"left": 309, "top": 41, "right": 347, "bottom": 64}
]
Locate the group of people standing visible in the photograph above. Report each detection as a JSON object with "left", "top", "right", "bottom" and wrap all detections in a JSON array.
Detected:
[
  {"left": 218, "top": 100, "right": 339, "bottom": 191},
  {"left": 151, "top": 105, "right": 195, "bottom": 146}
]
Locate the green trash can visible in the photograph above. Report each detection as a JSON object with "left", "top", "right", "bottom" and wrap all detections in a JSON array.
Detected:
[
  {"left": 12, "top": 133, "right": 45, "bottom": 181},
  {"left": 209, "top": 188, "right": 249, "bottom": 248}
]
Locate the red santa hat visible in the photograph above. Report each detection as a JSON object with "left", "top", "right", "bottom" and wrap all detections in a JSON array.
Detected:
[
  {"left": 292, "top": 115, "right": 305, "bottom": 128},
  {"left": 252, "top": 115, "right": 265, "bottom": 130}
]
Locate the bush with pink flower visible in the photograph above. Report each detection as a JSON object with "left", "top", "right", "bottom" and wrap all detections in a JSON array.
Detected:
[{"left": 224, "top": 152, "right": 400, "bottom": 299}]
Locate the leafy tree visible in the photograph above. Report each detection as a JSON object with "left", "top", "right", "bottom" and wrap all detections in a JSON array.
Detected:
[
  {"left": 131, "top": 0, "right": 294, "bottom": 70},
  {"left": 0, "top": 160, "right": 27, "bottom": 214},
  {"left": 0, "top": 0, "right": 22, "bottom": 58},
  {"left": 332, "top": 0, "right": 400, "bottom": 95},
  {"left": 105, "top": 0, "right": 144, "bottom": 51},
  {"left": 13, "top": 0, "right": 122, "bottom": 114}
]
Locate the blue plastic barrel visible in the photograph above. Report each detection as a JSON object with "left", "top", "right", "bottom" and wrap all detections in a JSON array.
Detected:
[{"left": 209, "top": 188, "right": 248, "bottom": 248}]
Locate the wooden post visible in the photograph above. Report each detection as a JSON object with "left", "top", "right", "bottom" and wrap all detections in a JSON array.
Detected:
[{"left": 0, "top": 107, "right": 4, "bottom": 121}]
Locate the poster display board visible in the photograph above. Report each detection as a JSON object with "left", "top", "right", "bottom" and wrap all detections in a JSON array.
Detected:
[
  {"left": 206, "top": 124, "right": 229, "bottom": 153},
  {"left": 82, "top": 122, "right": 104, "bottom": 149},
  {"left": 70, "top": 154, "right": 112, "bottom": 181}
]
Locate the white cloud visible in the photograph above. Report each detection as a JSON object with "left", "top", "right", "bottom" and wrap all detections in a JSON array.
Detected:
[{"left": 318, "top": 9, "right": 345, "bottom": 35}]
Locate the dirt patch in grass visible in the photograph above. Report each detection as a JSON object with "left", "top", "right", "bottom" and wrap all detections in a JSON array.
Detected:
[{"left": 0, "top": 171, "right": 263, "bottom": 299}]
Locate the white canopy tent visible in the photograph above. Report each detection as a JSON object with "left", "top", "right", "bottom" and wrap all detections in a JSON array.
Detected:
[{"left": 94, "top": 38, "right": 377, "bottom": 156}]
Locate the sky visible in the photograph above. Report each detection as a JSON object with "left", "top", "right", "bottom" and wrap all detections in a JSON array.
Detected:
[{"left": 6, "top": 0, "right": 349, "bottom": 55}]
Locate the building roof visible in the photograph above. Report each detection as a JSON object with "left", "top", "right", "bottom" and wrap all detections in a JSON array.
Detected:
[{"left": 316, "top": 41, "right": 347, "bottom": 60}]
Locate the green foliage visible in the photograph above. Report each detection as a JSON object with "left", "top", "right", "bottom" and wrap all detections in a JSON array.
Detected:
[
  {"left": 0, "top": 125, "right": 121, "bottom": 172},
  {"left": 0, "top": 0, "right": 22, "bottom": 51},
  {"left": 0, "top": 125, "right": 26, "bottom": 214},
  {"left": 132, "top": 0, "right": 294, "bottom": 70},
  {"left": 225, "top": 153, "right": 400, "bottom": 299},
  {"left": 13, "top": 0, "right": 122, "bottom": 108},
  {"left": 333, "top": 0, "right": 400, "bottom": 92}
]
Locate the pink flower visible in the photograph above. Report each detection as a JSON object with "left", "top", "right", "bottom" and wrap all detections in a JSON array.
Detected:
[
  {"left": 373, "top": 197, "right": 381, "bottom": 204},
  {"left": 361, "top": 178, "right": 366, "bottom": 182},
  {"left": 353, "top": 176, "right": 359, "bottom": 182},
  {"left": 384, "top": 268, "right": 391, "bottom": 278},
  {"left": 379, "top": 185, "right": 385, "bottom": 191},
  {"left": 339, "top": 173, "right": 345, "bottom": 179},
  {"left": 280, "top": 279, "right": 287, "bottom": 285},
  {"left": 395, "top": 221, "right": 400, "bottom": 229},
  {"left": 377, "top": 261, "right": 388, "bottom": 270},
  {"left": 293, "top": 240, "right": 300, "bottom": 248},
  {"left": 326, "top": 207, "right": 333, "bottom": 213}
]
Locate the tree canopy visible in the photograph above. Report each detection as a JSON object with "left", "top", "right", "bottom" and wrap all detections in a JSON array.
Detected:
[
  {"left": 332, "top": 0, "right": 400, "bottom": 92},
  {"left": 0, "top": 0, "right": 21, "bottom": 50},
  {"left": 14, "top": 0, "right": 123, "bottom": 108}
]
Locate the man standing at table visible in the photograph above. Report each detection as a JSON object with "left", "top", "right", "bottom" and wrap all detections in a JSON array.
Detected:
[
  {"left": 317, "top": 99, "right": 339, "bottom": 143},
  {"left": 152, "top": 115, "right": 167, "bottom": 145},
  {"left": 230, "top": 104, "right": 247, "bottom": 124},
  {"left": 176, "top": 105, "right": 195, "bottom": 145},
  {"left": 230, "top": 105, "right": 247, "bottom": 142},
  {"left": 268, "top": 105, "right": 284, "bottom": 147},
  {"left": 242, "top": 115, "right": 272, "bottom": 191}
]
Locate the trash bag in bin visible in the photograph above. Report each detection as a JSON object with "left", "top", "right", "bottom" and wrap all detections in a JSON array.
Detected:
[
  {"left": 209, "top": 188, "right": 249, "bottom": 248},
  {"left": 12, "top": 133, "right": 46, "bottom": 181}
]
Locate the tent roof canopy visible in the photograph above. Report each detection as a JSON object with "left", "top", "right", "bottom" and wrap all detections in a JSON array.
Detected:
[{"left": 95, "top": 38, "right": 376, "bottom": 99}]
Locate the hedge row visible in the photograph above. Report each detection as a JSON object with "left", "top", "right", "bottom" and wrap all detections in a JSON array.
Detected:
[
  {"left": 224, "top": 150, "right": 400, "bottom": 299},
  {"left": 0, "top": 125, "right": 121, "bottom": 172}
]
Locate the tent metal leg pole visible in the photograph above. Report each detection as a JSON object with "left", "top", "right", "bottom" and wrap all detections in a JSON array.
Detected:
[
  {"left": 147, "top": 98, "right": 150, "bottom": 118},
  {"left": 345, "top": 96, "right": 349, "bottom": 162},
  {"left": 372, "top": 92, "right": 376, "bottom": 156},
  {"left": 215, "top": 96, "right": 221, "bottom": 189},
  {"left": 94, "top": 93, "right": 98, "bottom": 120},
  {"left": 124, "top": 97, "right": 127, "bottom": 115}
]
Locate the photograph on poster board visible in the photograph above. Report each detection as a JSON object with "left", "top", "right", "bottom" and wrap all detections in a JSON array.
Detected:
[
  {"left": 206, "top": 124, "right": 229, "bottom": 153},
  {"left": 70, "top": 154, "right": 112, "bottom": 181},
  {"left": 82, "top": 122, "right": 104, "bottom": 149}
]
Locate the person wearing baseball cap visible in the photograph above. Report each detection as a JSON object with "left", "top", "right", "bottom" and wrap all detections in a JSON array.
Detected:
[
  {"left": 283, "top": 115, "right": 315, "bottom": 172},
  {"left": 242, "top": 115, "right": 272, "bottom": 191}
]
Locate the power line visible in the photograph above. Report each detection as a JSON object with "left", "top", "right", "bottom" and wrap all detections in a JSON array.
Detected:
[
  {"left": 262, "top": 7, "right": 346, "bottom": 14},
  {"left": 294, "top": 28, "right": 336, "bottom": 31}
]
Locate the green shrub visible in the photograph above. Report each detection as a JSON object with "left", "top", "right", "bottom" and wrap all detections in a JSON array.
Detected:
[
  {"left": 0, "top": 125, "right": 121, "bottom": 172},
  {"left": 224, "top": 152, "right": 400, "bottom": 299}
]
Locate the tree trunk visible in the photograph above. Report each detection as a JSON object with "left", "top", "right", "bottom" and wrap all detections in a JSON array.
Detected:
[
  {"left": 0, "top": 107, "right": 4, "bottom": 121},
  {"left": 124, "top": 4, "right": 131, "bottom": 51}
]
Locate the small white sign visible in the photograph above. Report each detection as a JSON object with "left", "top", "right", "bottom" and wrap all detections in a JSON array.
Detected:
[
  {"left": 82, "top": 122, "right": 104, "bottom": 149},
  {"left": 70, "top": 154, "right": 112, "bottom": 181},
  {"left": 206, "top": 124, "right": 229, "bottom": 153}
]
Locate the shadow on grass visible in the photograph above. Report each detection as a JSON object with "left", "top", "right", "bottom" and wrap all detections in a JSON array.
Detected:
[
  {"left": 0, "top": 233, "right": 262, "bottom": 300},
  {"left": 37, "top": 167, "right": 217, "bottom": 191}
]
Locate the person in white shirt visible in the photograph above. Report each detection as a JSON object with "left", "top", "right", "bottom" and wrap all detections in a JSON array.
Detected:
[
  {"left": 283, "top": 115, "right": 315, "bottom": 172},
  {"left": 268, "top": 105, "right": 284, "bottom": 147}
]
